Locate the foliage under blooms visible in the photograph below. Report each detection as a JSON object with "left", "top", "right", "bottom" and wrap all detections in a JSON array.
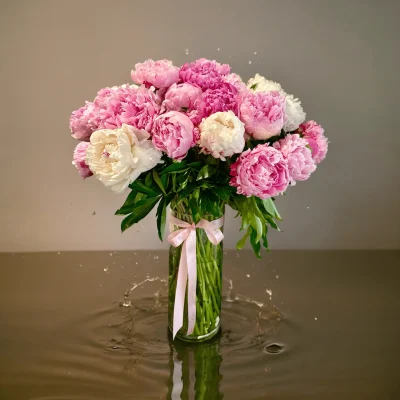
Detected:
[{"left": 69, "top": 58, "right": 329, "bottom": 257}]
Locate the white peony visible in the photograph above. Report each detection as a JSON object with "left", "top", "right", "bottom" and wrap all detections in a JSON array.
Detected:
[
  {"left": 199, "top": 111, "right": 245, "bottom": 161},
  {"left": 86, "top": 124, "right": 162, "bottom": 193},
  {"left": 247, "top": 73, "right": 282, "bottom": 93},
  {"left": 247, "top": 74, "right": 306, "bottom": 132}
]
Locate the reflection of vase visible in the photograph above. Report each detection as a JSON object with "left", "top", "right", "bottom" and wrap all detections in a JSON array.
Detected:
[
  {"left": 167, "top": 335, "right": 223, "bottom": 400},
  {"left": 168, "top": 199, "right": 224, "bottom": 342}
]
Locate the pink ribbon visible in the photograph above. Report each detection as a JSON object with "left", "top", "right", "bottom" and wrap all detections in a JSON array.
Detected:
[{"left": 168, "top": 214, "right": 224, "bottom": 339}]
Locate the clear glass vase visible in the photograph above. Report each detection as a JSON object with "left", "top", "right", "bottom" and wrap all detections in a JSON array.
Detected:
[{"left": 168, "top": 200, "right": 224, "bottom": 342}]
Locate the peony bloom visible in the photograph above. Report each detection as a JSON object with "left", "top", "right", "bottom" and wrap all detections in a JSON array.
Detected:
[
  {"left": 273, "top": 134, "right": 316, "bottom": 185},
  {"left": 230, "top": 144, "right": 289, "bottom": 199},
  {"left": 72, "top": 141, "right": 93, "bottom": 178},
  {"left": 298, "top": 121, "right": 328, "bottom": 164},
  {"left": 131, "top": 59, "right": 180, "bottom": 88},
  {"left": 69, "top": 84, "right": 159, "bottom": 141},
  {"left": 247, "top": 74, "right": 306, "bottom": 132},
  {"left": 86, "top": 124, "right": 162, "bottom": 193},
  {"left": 247, "top": 74, "right": 282, "bottom": 93},
  {"left": 163, "top": 83, "right": 206, "bottom": 125},
  {"left": 94, "top": 85, "right": 159, "bottom": 132},
  {"left": 151, "top": 111, "right": 195, "bottom": 160},
  {"left": 240, "top": 90, "right": 286, "bottom": 140},
  {"left": 179, "top": 58, "right": 230, "bottom": 90},
  {"left": 199, "top": 111, "right": 245, "bottom": 160},
  {"left": 203, "top": 82, "right": 239, "bottom": 117},
  {"left": 223, "top": 73, "right": 247, "bottom": 93},
  {"left": 69, "top": 102, "right": 97, "bottom": 141}
]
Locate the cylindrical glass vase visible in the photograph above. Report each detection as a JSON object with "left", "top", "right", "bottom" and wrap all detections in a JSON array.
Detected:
[{"left": 168, "top": 200, "right": 224, "bottom": 342}]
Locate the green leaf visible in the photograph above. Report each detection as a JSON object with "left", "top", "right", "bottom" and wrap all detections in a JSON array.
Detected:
[
  {"left": 152, "top": 169, "right": 167, "bottom": 196},
  {"left": 214, "top": 186, "right": 231, "bottom": 202},
  {"left": 176, "top": 182, "right": 198, "bottom": 203},
  {"left": 250, "top": 83, "right": 258, "bottom": 90},
  {"left": 236, "top": 227, "right": 251, "bottom": 250},
  {"left": 160, "top": 173, "right": 169, "bottom": 190},
  {"left": 251, "top": 214, "right": 263, "bottom": 243},
  {"left": 160, "top": 161, "right": 188, "bottom": 174},
  {"left": 156, "top": 198, "right": 167, "bottom": 241},
  {"left": 188, "top": 161, "right": 202, "bottom": 170},
  {"left": 249, "top": 228, "right": 261, "bottom": 259},
  {"left": 129, "top": 180, "right": 160, "bottom": 197},
  {"left": 262, "top": 198, "right": 281, "bottom": 220},
  {"left": 266, "top": 215, "right": 280, "bottom": 230},
  {"left": 145, "top": 172, "right": 153, "bottom": 186},
  {"left": 120, "top": 196, "right": 161, "bottom": 232},
  {"left": 196, "top": 165, "right": 217, "bottom": 181}
]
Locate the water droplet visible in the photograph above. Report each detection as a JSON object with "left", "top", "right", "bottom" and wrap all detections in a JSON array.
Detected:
[
  {"left": 248, "top": 61, "right": 252, "bottom": 64},
  {"left": 276, "top": 275, "right": 279, "bottom": 279},
  {"left": 99, "top": 284, "right": 102, "bottom": 287},
  {"left": 135, "top": 261, "right": 139, "bottom": 265},
  {"left": 236, "top": 253, "right": 240, "bottom": 258},
  {"left": 122, "top": 299, "right": 132, "bottom": 307},
  {"left": 57, "top": 252, "right": 60, "bottom": 255},
  {"left": 314, "top": 317, "right": 318, "bottom": 320},
  {"left": 153, "top": 255, "right": 159, "bottom": 260},
  {"left": 92, "top": 211, "right": 96, "bottom": 215},
  {"left": 104, "top": 267, "right": 108, "bottom": 272},
  {"left": 254, "top": 51, "right": 257, "bottom": 55},
  {"left": 79, "top": 264, "right": 82, "bottom": 267},
  {"left": 266, "top": 289, "right": 272, "bottom": 298},
  {"left": 306, "top": 206, "right": 310, "bottom": 209},
  {"left": 109, "top": 253, "right": 113, "bottom": 256},
  {"left": 265, "top": 344, "right": 282, "bottom": 354},
  {"left": 217, "top": 47, "right": 220, "bottom": 51},
  {"left": 246, "top": 274, "right": 250, "bottom": 278},
  {"left": 185, "top": 48, "right": 189, "bottom": 55}
]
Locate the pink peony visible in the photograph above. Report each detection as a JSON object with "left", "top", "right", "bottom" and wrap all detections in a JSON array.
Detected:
[
  {"left": 131, "top": 59, "right": 179, "bottom": 89},
  {"left": 72, "top": 141, "right": 93, "bottom": 178},
  {"left": 163, "top": 83, "right": 206, "bottom": 125},
  {"left": 203, "top": 82, "right": 239, "bottom": 117},
  {"left": 230, "top": 144, "right": 289, "bottom": 199},
  {"left": 69, "top": 102, "right": 97, "bottom": 141},
  {"left": 94, "top": 85, "right": 160, "bottom": 132},
  {"left": 239, "top": 90, "right": 286, "bottom": 140},
  {"left": 273, "top": 134, "right": 316, "bottom": 185},
  {"left": 299, "top": 121, "right": 328, "bottom": 164},
  {"left": 151, "top": 111, "right": 195, "bottom": 160},
  {"left": 223, "top": 73, "right": 247, "bottom": 93},
  {"left": 179, "top": 58, "right": 230, "bottom": 90},
  {"left": 69, "top": 85, "right": 160, "bottom": 141}
]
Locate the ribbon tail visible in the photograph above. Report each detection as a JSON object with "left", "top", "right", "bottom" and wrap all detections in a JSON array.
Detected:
[
  {"left": 172, "top": 241, "right": 188, "bottom": 339},
  {"left": 186, "top": 229, "right": 197, "bottom": 336}
]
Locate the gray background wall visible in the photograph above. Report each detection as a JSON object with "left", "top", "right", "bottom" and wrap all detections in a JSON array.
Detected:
[{"left": 0, "top": 0, "right": 399, "bottom": 252}]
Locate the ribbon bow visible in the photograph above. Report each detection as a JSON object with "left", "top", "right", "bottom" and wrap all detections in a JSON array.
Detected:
[{"left": 168, "top": 215, "right": 224, "bottom": 339}]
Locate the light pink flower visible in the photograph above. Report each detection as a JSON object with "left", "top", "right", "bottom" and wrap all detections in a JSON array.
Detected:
[
  {"left": 299, "top": 121, "right": 328, "bottom": 164},
  {"left": 69, "top": 102, "right": 97, "bottom": 141},
  {"left": 72, "top": 141, "right": 93, "bottom": 178},
  {"left": 179, "top": 58, "right": 230, "bottom": 90},
  {"left": 223, "top": 73, "right": 247, "bottom": 93},
  {"left": 69, "top": 85, "right": 160, "bottom": 141},
  {"left": 131, "top": 59, "right": 179, "bottom": 88},
  {"left": 239, "top": 90, "right": 286, "bottom": 140},
  {"left": 94, "top": 85, "right": 160, "bottom": 132},
  {"left": 273, "top": 134, "right": 316, "bottom": 185},
  {"left": 163, "top": 83, "right": 206, "bottom": 125},
  {"left": 203, "top": 82, "right": 239, "bottom": 117},
  {"left": 151, "top": 111, "right": 195, "bottom": 160},
  {"left": 230, "top": 144, "right": 289, "bottom": 199}
]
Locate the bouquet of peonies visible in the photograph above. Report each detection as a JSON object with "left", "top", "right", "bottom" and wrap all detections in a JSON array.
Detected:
[{"left": 70, "top": 58, "right": 328, "bottom": 341}]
